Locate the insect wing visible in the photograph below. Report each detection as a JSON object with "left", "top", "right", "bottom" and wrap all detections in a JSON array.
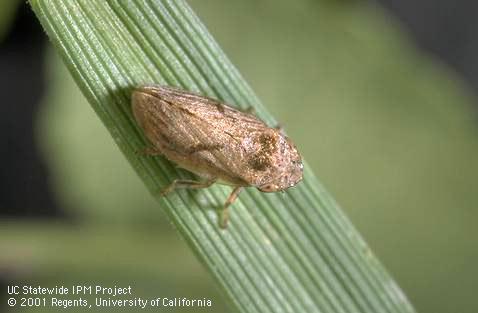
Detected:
[
  {"left": 133, "top": 86, "right": 272, "bottom": 185},
  {"left": 155, "top": 87, "right": 268, "bottom": 182}
]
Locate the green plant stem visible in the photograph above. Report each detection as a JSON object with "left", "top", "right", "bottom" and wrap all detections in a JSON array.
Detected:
[{"left": 30, "top": 1, "right": 416, "bottom": 313}]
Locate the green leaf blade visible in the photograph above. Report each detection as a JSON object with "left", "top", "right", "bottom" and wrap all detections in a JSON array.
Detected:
[{"left": 30, "top": 0, "right": 416, "bottom": 312}]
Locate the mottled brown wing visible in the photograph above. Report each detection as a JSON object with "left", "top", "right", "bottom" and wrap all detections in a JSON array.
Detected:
[{"left": 136, "top": 86, "right": 270, "bottom": 186}]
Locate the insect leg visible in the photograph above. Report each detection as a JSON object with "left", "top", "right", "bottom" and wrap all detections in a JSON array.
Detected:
[
  {"left": 159, "top": 178, "right": 217, "bottom": 196},
  {"left": 219, "top": 186, "right": 243, "bottom": 229}
]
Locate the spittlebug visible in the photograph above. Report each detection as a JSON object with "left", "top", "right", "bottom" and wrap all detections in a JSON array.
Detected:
[{"left": 132, "top": 85, "right": 303, "bottom": 228}]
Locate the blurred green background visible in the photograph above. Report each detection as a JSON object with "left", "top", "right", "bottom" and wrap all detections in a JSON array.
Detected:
[{"left": 1, "top": 0, "right": 477, "bottom": 312}]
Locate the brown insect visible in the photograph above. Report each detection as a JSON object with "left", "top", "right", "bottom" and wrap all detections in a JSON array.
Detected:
[{"left": 131, "top": 85, "right": 303, "bottom": 228}]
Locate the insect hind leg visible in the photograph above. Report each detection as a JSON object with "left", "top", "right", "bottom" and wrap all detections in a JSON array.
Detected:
[
  {"left": 159, "top": 178, "right": 217, "bottom": 196},
  {"left": 219, "top": 186, "right": 243, "bottom": 229}
]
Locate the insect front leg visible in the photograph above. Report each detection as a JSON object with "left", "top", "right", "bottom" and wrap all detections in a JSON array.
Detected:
[
  {"left": 219, "top": 186, "right": 243, "bottom": 229},
  {"left": 159, "top": 178, "right": 217, "bottom": 196}
]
